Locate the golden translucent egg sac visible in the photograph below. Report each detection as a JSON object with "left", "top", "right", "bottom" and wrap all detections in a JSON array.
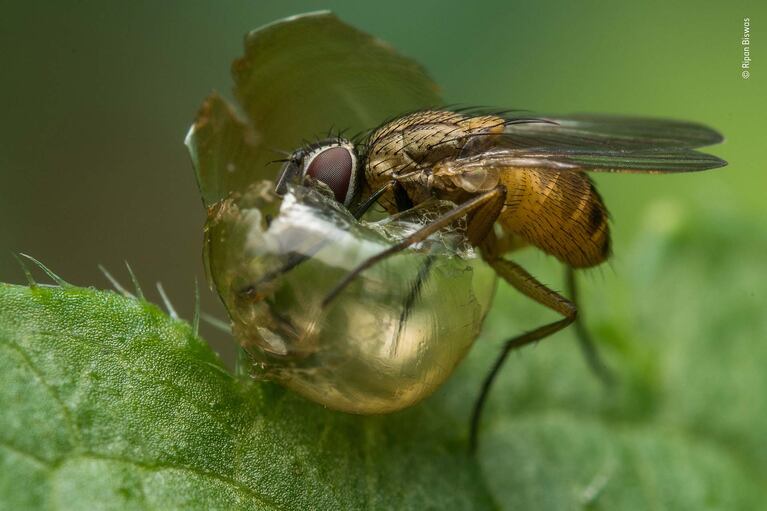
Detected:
[{"left": 204, "top": 180, "right": 496, "bottom": 414}]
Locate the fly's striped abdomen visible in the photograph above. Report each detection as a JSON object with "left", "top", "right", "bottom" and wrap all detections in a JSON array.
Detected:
[{"left": 498, "top": 168, "right": 611, "bottom": 268}]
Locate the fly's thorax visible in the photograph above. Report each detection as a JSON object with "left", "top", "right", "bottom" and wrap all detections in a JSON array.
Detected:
[
  {"left": 432, "top": 158, "right": 503, "bottom": 194},
  {"left": 364, "top": 110, "right": 506, "bottom": 211},
  {"left": 368, "top": 110, "right": 503, "bottom": 143},
  {"left": 497, "top": 168, "right": 611, "bottom": 268}
]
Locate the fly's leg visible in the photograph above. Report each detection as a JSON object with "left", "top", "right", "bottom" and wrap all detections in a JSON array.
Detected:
[
  {"left": 469, "top": 258, "right": 577, "bottom": 453},
  {"left": 565, "top": 266, "right": 615, "bottom": 385},
  {"left": 386, "top": 179, "right": 430, "bottom": 338},
  {"left": 322, "top": 186, "right": 507, "bottom": 306},
  {"left": 394, "top": 181, "right": 505, "bottom": 337},
  {"left": 395, "top": 254, "right": 436, "bottom": 340},
  {"left": 254, "top": 181, "right": 400, "bottom": 291},
  {"left": 350, "top": 180, "right": 397, "bottom": 218}
]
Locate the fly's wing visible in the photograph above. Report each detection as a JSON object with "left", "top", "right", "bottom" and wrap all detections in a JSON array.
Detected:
[
  {"left": 501, "top": 114, "right": 724, "bottom": 149},
  {"left": 454, "top": 113, "right": 726, "bottom": 173},
  {"left": 457, "top": 146, "right": 727, "bottom": 174}
]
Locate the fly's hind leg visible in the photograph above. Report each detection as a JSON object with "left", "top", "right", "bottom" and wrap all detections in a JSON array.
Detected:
[
  {"left": 470, "top": 257, "right": 577, "bottom": 453},
  {"left": 565, "top": 266, "right": 615, "bottom": 385}
]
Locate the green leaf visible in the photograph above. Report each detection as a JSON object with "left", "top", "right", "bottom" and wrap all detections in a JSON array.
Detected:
[
  {"left": 5, "top": 10, "right": 764, "bottom": 511},
  {"left": 0, "top": 282, "right": 492, "bottom": 509},
  {"left": 2, "top": 203, "right": 766, "bottom": 510},
  {"left": 452, "top": 201, "right": 767, "bottom": 510}
]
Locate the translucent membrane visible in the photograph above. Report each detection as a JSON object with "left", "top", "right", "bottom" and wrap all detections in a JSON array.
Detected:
[{"left": 205, "top": 181, "right": 495, "bottom": 413}]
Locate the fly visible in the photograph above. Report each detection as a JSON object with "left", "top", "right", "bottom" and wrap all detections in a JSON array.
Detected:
[{"left": 274, "top": 108, "right": 726, "bottom": 450}]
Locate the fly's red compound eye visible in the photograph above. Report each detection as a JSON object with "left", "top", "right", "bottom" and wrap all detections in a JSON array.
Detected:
[{"left": 305, "top": 146, "right": 354, "bottom": 204}]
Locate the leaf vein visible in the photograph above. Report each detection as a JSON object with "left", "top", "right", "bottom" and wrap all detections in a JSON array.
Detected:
[
  {"left": 76, "top": 452, "right": 282, "bottom": 509},
  {"left": 0, "top": 338, "right": 82, "bottom": 451},
  {"left": 34, "top": 328, "right": 240, "bottom": 437},
  {"left": 0, "top": 439, "right": 51, "bottom": 467}
]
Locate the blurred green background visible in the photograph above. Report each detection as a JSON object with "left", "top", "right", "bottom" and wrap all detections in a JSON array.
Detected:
[{"left": 0, "top": 0, "right": 763, "bottom": 369}]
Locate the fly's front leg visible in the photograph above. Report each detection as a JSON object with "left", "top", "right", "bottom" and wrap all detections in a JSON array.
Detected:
[
  {"left": 565, "top": 266, "right": 614, "bottom": 385},
  {"left": 351, "top": 180, "right": 396, "bottom": 218},
  {"left": 322, "top": 186, "right": 507, "bottom": 306},
  {"left": 470, "top": 257, "right": 577, "bottom": 453}
]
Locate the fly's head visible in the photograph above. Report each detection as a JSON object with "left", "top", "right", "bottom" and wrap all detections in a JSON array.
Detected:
[{"left": 275, "top": 138, "right": 362, "bottom": 207}]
